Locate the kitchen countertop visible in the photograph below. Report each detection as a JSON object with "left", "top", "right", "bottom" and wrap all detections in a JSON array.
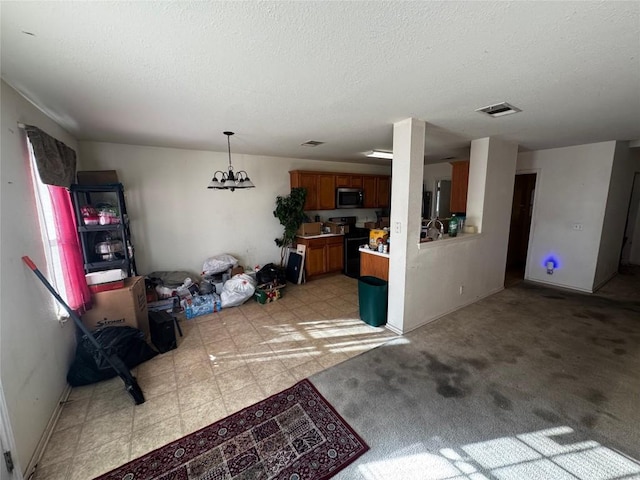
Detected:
[
  {"left": 359, "top": 247, "right": 389, "bottom": 258},
  {"left": 296, "top": 233, "right": 344, "bottom": 239}
]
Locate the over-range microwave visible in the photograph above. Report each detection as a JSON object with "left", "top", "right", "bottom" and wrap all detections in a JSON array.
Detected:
[{"left": 336, "top": 188, "right": 364, "bottom": 209}]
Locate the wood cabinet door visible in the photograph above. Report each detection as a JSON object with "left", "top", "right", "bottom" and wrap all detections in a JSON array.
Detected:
[
  {"left": 362, "top": 176, "right": 377, "bottom": 208},
  {"left": 350, "top": 175, "right": 363, "bottom": 189},
  {"left": 326, "top": 237, "right": 344, "bottom": 272},
  {"left": 360, "top": 252, "right": 389, "bottom": 281},
  {"left": 297, "top": 173, "right": 319, "bottom": 210},
  {"left": 317, "top": 174, "right": 336, "bottom": 210},
  {"left": 335, "top": 175, "right": 350, "bottom": 187},
  {"left": 450, "top": 161, "right": 470, "bottom": 213},
  {"left": 376, "top": 176, "right": 391, "bottom": 208},
  {"left": 305, "top": 239, "right": 327, "bottom": 277}
]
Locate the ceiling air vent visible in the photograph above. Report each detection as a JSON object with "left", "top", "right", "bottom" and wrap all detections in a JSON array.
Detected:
[
  {"left": 301, "top": 140, "right": 324, "bottom": 147},
  {"left": 476, "top": 102, "right": 521, "bottom": 118}
]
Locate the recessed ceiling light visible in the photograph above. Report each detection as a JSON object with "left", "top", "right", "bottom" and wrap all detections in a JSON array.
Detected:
[
  {"left": 301, "top": 140, "right": 324, "bottom": 147},
  {"left": 366, "top": 150, "right": 393, "bottom": 160},
  {"left": 476, "top": 102, "right": 521, "bottom": 118}
]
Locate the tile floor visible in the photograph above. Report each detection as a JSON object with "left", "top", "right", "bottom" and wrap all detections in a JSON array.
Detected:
[{"left": 34, "top": 274, "right": 396, "bottom": 480}]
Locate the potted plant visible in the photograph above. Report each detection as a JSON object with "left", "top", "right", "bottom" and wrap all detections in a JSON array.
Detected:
[{"left": 273, "top": 187, "right": 307, "bottom": 265}]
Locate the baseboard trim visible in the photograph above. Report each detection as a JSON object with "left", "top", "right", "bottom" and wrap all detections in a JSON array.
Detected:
[
  {"left": 25, "top": 384, "right": 71, "bottom": 479},
  {"left": 398, "top": 286, "right": 505, "bottom": 335},
  {"left": 525, "top": 277, "right": 594, "bottom": 294}
]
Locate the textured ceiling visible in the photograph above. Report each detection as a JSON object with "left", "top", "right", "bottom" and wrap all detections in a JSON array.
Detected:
[{"left": 1, "top": 1, "right": 639, "bottom": 163}]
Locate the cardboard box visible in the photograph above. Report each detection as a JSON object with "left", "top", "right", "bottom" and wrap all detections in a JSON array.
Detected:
[
  {"left": 230, "top": 266, "right": 244, "bottom": 276},
  {"left": 82, "top": 276, "right": 149, "bottom": 338},
  {"left": 296, "top": 222, "right": 322, "bottom": 236},
  {"left": 364, "top": 221, "right": 378, "bottom": 229},
  {"left": 88, "top": 280, "right": 125, "bottom": 294},
  {"left": 324, "top": 222, "right": 349, "bottom": 235},
  {"left": 255, "top": 284, "right": 285, "bottom": 304},
  {"left": 369, "top": 229, "right": 389, "bottom": 249},
  {"left": 77, "top": 170, "right": 119, "bottom": 185},
  {"left": 379, "top": 217, "right": 390, "bottom": 228}
]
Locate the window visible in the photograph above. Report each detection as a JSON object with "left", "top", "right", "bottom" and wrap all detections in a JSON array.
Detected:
[{"left": 27, "top": 138, "right": 68, "bottom": 318}]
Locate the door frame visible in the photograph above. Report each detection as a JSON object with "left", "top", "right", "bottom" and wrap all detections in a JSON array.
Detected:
[
  {"left": 0, "top": 381, "right": 22, "bottom": 479},
  {"left": 514, "top": 168, "right": 541, "bottom": 281}
]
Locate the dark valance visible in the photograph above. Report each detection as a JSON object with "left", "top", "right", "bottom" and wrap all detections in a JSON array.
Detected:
[{"left": 24, "top": 125, "right": 76, "bottom": 188}]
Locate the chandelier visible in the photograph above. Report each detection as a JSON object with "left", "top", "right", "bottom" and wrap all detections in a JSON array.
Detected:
[{"left": 207, "top": 131, "right": 255, "bottom": 191}]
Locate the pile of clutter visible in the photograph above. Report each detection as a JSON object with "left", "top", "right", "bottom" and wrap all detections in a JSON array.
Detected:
[{"left": 146, "top": 254, "right": 258, "bottom": 319}]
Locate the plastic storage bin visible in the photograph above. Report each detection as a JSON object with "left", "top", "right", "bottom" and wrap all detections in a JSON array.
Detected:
[{"left": 358, "top": 276, "right": 388, "bottom": 326}]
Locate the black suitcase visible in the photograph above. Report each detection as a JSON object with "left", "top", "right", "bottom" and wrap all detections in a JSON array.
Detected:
[{"left": 149, "top": 311, "right": 177, "bottom": 353}]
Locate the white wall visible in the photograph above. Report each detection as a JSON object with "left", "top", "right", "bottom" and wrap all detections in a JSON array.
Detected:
[
  {"left": 0, "top": 80, "right": 78, "bottom": 475},
  {"left": 397, "top": 137, "right": 517, "bottom": 333},
  {"left": 594, "top": 142, "right": 635, "bottom": 288},
  {"left": 78, "top": 141, "right": 391, "bottom": 275},
  {"left": 517, "top": 142, "right": 616, "bottom": 292}
]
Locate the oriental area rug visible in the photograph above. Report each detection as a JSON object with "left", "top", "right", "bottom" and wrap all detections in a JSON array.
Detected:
[{"left": 96, "top": 379, "right": 369, "bottom": 480}]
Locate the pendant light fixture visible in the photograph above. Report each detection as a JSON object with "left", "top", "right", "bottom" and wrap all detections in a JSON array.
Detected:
[{"left": 207, "top": 131, "right": 255, "bottom": 191}]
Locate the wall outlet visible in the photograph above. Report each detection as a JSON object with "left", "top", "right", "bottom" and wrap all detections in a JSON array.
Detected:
[
  {"left": 459, "top": 285, "right": 464, "bottom": 295},
  {"left": 572, "top": 223, "right": 583, "bottom": 231},
  {"left": 394, "top": 222, "right": 401, "bottom": 234}
]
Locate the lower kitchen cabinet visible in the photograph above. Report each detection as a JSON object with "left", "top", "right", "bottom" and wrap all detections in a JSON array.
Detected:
[{"left": 296, "top": 235, "right": 344, "bottom": 279}]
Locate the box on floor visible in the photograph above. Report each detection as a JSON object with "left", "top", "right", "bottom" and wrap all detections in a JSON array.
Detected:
[{"left": 81, "top": 276, "right": 149, "bottom": 338}]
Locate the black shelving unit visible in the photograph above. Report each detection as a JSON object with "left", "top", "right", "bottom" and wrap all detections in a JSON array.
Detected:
[{"left": 70, "top": 183, "right": 137, "bottom": 276}]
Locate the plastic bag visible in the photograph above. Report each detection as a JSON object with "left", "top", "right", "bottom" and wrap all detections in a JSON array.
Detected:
[
  {"left": 202, "top": 254, "right": 238, "bottom": 275},
  {"left": 221, "top": 273, "right": 256, "bottom": 308}
]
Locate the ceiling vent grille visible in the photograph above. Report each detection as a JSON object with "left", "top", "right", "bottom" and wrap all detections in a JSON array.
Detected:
[
  {"left": 301, "top": 140, "right": 324, "bottom": 147},
  {"left": 476, "top": 102, "right": 521, "bottom": 118}
]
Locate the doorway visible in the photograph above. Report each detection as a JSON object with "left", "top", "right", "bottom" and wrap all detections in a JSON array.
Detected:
[{"left": 505, "top": 173, "right": 537, "bottom": 287}]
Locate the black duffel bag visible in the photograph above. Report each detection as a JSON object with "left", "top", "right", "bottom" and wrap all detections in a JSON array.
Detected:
[
  {"left": 67, "top": 326, "right": 158, "bottom": 386},
  {"left": 256, "top": 263, "right": 286, "bottom": 286}
]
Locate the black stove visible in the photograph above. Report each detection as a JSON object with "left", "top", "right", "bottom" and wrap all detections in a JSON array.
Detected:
[{"left": 329, "top": 217, "right": 369, "bottom": 278}]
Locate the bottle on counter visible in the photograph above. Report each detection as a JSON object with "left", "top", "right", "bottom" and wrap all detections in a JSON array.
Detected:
[{"left": 449, "top": 215, "right": 458, "bottom": 237}]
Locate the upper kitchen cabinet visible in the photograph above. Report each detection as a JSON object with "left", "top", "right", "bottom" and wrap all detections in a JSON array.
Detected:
[
  {"left": 317, "top": 174, "right": 336, "bottom": 210},
  {"left": 290, "top": 171, "right": 320, "bottom": 210},
  {"left": 362, "top": 176, "right": 377, "bottom": 208},
  {"left": 363, "top": 175, "right": 391, "bottom": 209},
  {"left": 290, "top": 170, "right": 390, "bottom": 210},
  {"left": 376, "top": 176, "right": 391, "bottom": 208},
  {"left": 336, "top": 174, "right": 363, "bottom": 188},
  {"left": 450, "top": 160, "right": 470, "bottom": 213}
]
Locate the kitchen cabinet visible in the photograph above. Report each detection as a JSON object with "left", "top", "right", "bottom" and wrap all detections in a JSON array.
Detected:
[
  {"left": 290, "top": 170, "right": 390, "bottom": 210},
  {"left": 336, "top": 175, "right": 350, "bottom": 187},
  {"left": 295, "top": 235, "right": 344, "bottom": 279},
  {"left": 318, "top": 174, "right": 336, "bottom": 210},
  {"left": 363, "top": 175, "right": 390, "bottom": 208},
  {"left": 362, "top": 176, "right": 377, "bottom": 208},
  {"left": 450, "top": 160, "right": 470, "bottom": 213},
  {"left": 70, "top": 183, "right": 136, "bottom": 276},
  {"left": 290, "top": 171, "right": 335, "bottom": 210},
  {"left": 336, "top": 174, "right": 364, "bottom": 188},
  {"left": 290, "top": 171, "right": 319, "bottom": 210},
  {"left": 360, "top": 250, "right": 389, "bottom": 281},
  {"left": 376, "top": 176, "right": 391, "bottom": 208}
]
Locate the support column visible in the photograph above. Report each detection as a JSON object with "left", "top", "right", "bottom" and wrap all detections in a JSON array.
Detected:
[{"left": 387, "top": 118, "right": 425, "bottom": 333}]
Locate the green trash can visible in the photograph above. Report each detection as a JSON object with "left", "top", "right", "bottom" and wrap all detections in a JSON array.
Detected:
[{"left": 358, "top": 276, "right": 388, "bottom": 326}]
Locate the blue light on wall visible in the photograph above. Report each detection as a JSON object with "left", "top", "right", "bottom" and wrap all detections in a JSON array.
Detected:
[{"left": 543, "top": 254, "right": 561, "bottom": 274}]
